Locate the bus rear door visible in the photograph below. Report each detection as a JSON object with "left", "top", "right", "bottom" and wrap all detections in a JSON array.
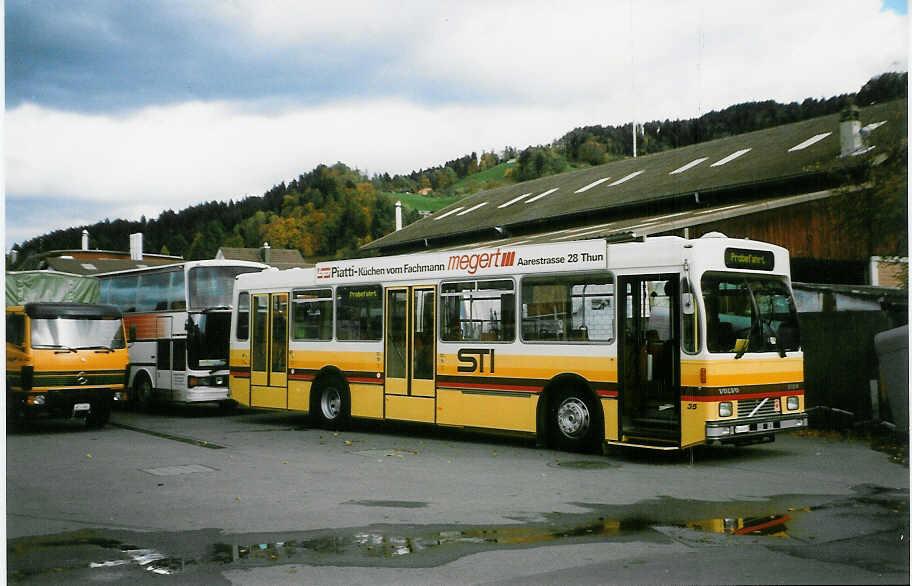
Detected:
[{"left": 384, "top": 286, "right": 436, "bottom": 422}]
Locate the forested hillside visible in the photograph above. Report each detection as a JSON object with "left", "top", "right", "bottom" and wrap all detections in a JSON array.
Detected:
[{"left": 9, "top": 72, "right": 906, "bottom": 265}]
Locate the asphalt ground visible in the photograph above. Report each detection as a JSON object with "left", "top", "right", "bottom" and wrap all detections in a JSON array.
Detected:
[{"left": 6, "top": 404, "right": 910, "bottom": 584}]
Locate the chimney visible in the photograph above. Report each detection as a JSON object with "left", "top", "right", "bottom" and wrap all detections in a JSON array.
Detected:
[
  {"left": 840, "top": 103, "right": 862, "bottom": 156},
  {"left": 129, "top": 233, "right": 143, "bottom": 261},
  {"left": 81, "top": 229, "right": 89, "bottom": 251},
  {"left": 395, "top": 201, "right": 403, "bottom": 231},
  {"left": 261, "top": 242, "right": 271, "bottom": 265}
]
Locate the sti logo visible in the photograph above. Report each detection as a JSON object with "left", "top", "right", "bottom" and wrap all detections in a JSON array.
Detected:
[{"left": 316, "top": 267, "right": 332, "bottom": 279}]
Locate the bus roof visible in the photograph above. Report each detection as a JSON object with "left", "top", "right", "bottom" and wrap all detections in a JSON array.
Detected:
[{"left": 94, "top": 259, "right": 268, "bottom": 278}]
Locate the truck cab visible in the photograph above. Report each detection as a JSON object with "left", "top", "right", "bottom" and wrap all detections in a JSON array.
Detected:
[{"left": 6, "top": 303, "right": 129, "bottom": 428}]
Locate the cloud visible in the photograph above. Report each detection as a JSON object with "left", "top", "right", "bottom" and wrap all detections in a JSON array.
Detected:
[
  {"left": 8, "top": 0, "right": 906, "bottom": 117},
  {"left": 5, "top": 97, "right": 592, "bottom": 239}
]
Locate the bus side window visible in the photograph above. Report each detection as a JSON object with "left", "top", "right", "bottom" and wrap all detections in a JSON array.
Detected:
[
  {"left": 292, "top": 289, "right": 333, "bottom": 341},
  {"left": 441, "top": 280, "right": 514, "bottom": 342},
  {"left": 236, "top": 293, "right": 250, "bottom": 340},
  {"left": 336, "top": 285, "right": 382, "bottom": 341},
  {"left": 681, "top": 278, "right": 699, "bottom": 354}
]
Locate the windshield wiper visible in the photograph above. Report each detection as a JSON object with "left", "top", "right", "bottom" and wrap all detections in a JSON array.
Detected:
[
  {"left": 81, "top": 345, "right": 114, "bottom": 353},
  {"left": 46, "top": 346, "right": 78, "bottom": 353}
]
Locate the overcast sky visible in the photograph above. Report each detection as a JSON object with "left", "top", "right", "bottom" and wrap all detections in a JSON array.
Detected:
[{"left": 4, "top": 0, "right": 908, "bottom": 251}]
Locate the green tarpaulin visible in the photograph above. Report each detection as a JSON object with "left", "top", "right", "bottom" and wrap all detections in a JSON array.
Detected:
[{"left": 5, "top": 271, "right": 100, "bottom": 305}]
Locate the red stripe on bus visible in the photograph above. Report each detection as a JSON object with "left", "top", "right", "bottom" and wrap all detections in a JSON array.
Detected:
[
  {"left": 437, "top": 381, "right": 544, "bottom": 393},
  {"left": 681, "top": 390, "right": 803, "bottom": 402}
]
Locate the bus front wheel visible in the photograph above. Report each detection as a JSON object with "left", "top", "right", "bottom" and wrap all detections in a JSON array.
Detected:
[
  {"left": 134, "top": 376, "right": 153, "bottom": 412},
  {"left": 549, "top": 388, "right": 602, "bottom": 453},
  {"left": 312, "top": 376, "right": 350, "bottom": 430}
]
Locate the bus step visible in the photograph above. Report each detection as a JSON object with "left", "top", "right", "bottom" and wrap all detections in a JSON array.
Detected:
[{"left": 623, "top": 427, "right": 679, "bottom": 445}]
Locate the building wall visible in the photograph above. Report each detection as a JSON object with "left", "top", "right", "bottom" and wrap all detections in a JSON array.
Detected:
[{"left": 692, "top": 196, "right": 879, "bottom": 262}]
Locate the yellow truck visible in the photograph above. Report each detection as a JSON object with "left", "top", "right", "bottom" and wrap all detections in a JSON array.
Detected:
[{"left": 6, "top": 302, "right": 129, "bottom": 428}]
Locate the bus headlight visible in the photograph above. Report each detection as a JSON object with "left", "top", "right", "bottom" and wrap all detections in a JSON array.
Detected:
[
  {"left": 719, "top": 402, "right": 733, "bottom": 417},
  {"left": 786, "top": 396, "right": 799, "bottom": 411},
  {"left": 188, "top": 376, "right": 210, "bottom": 388}
]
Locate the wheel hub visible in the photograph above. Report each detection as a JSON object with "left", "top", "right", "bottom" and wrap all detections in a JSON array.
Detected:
[
  {"left": 557, "top": 397, "right": 590, "bottom": 438},
  {"left": 321, "top": 388, "right": 342, "bottom": 420}
]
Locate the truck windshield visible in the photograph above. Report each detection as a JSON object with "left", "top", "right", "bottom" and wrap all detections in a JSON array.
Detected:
[
  {"left": 187, "top": 312, "right": 230, "bottom": 370},
  {"left": 702, "top": 274, "right": 800, "bottom": 355},
  {"left": 31, "top": 317, "right": 125, "bottom": 350},
  {"left": 188, "top": 266, "right": 264, "bottom": 310}
]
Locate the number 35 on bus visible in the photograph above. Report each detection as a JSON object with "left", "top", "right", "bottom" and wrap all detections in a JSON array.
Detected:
[{"left": 229, "top": 235, "right": 807, "bottom": 452}]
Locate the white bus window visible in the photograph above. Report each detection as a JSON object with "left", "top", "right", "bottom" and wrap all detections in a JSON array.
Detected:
[
  {"left": 336, "top": 285, "right": 382, "bottom": 341},
  {"left": 236, "top": 292, "right": 250, "bottom": 340},
  {"left": 137, "top": 271, "right": 171, "bottom": 311},
  {"left": 441, "top": 280, "right": 515, "bottom": 342},
  {"left": 522, "top": 274, "right": 614, "bottom": 343},
  {"left": 292, "top": 288, "right": 333, "bottom": 341}
]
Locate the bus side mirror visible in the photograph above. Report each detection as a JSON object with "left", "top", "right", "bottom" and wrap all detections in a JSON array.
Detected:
[
  {"left": 682, "top": 293, "right": 695, "bottom": 315},
  {"left": 128, "top": 325, "right": 137, "bottom": 342}
]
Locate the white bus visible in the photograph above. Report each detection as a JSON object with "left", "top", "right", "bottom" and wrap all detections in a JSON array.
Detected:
[
  {"left": 98, "top": 259, "right": 267, "bottom": 409},
  {"left": 229, "top": 235, "right": 806, "bottom": 452}
]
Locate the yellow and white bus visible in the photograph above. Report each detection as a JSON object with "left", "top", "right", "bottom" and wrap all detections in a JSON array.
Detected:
[{"left": 229, "top": 234, "right": 807, "bottom": 452}]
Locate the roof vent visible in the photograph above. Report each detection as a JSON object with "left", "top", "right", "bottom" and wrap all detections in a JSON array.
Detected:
[
  {"left": 700, "top": 231, "right": 728, "bottom": 239},
  {"left": 840, "top": 103, "right": 863, "bottom": 156}
]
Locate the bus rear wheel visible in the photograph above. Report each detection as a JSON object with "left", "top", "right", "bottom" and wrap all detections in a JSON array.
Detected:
[
  {"left": 312, "top": 376, "right": 350, "bottom": 430},
  {"left": 550, "top": 388, "right": 602, "bottom": 453}
]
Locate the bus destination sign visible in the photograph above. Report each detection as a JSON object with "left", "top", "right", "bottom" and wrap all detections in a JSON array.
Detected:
[{"left": 724, "top": 248, "right": 775, "bottom": 271}]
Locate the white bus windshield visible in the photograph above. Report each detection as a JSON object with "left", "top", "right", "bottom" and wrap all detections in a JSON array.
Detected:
[
  {"left": 702, "top": 274, "right": 800, "bottom": 355},
  {"left": 188, "top": 266, "right": 264, "bottom": 310},
  {"left": 187, "top": 312, "right": 231, "bottom": 369},
  {"left": 31, "top": 317, "right": 125, "bottom": 351}
]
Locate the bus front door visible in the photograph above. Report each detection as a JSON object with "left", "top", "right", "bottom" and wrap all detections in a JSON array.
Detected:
[
  {"left": 618, "top": 275, "right": 681, "bottom": 446},
  {"left": 384, "top": 286, "right": 436, "bottom": 423},
  {"left": 250, "top": 292, "right": 289, "bottom": 409}
]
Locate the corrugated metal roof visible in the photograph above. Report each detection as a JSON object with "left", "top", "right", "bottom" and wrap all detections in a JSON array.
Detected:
[
  {"left": 422, "top": 189, "right": 843, "bottom": 252},
  {"left": 364, "top": 99, "right": 905, "bottom": 253}
]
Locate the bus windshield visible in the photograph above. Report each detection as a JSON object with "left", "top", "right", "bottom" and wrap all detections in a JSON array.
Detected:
[
  {"left": 31, "top": 317, "right": 125, "bottom": 351},
  {"left": 188, "top": 266, "right": 264, "bottom": 310},
  {"left": 702, "top": 274, "right": 800, "bottom": 355},
  {"left": 187, "top": 312, "right": 231, "bottom": 369}
]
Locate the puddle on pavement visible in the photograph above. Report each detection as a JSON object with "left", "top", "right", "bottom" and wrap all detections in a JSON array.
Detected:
[{"left": 8, "top": 485, "right": 907, "bottom": 581}]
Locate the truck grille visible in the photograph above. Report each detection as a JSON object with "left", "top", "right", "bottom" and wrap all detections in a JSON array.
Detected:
[{"left": 737, "top": 398, "right": 779, "bottom": 418}]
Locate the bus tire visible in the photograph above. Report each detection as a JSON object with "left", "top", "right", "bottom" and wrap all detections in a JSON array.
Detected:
[
  {"left": 134, "top": 375, "right": 154, "bottom": 412},
  {"left": 312, "top": 376, "right": 350, "bottom": 430},
  {"left": 549, "top": 387, "right": 602, "bottom": 453}
]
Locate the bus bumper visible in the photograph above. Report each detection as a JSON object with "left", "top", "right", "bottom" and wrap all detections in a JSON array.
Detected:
[
  {"left": 706, "top": 413, "right": 808, "bottom": 445},
  {"left": 174, "top": 386, "right": 231, "bottom": 404}
]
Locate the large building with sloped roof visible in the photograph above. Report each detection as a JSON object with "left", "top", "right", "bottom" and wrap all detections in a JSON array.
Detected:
[{"left": 364, "top": 100, "right": 906, "bottom": 286}]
